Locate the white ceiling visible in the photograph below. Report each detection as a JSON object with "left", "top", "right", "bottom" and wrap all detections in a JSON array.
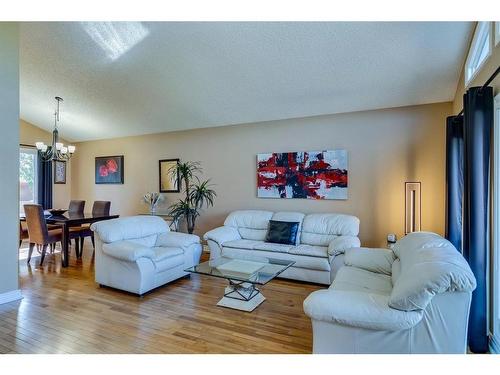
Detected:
[{"left": 20, "top": 22, "right": 472, "bottom": 142}]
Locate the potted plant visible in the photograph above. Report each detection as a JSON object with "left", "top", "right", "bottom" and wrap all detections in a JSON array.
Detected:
[{"left": 167, "top": 161, "right": 216, "bottom": 234}]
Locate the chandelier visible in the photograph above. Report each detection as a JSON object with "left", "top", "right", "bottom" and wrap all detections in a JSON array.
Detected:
[{"left": 35, "top": 96, "right": 76, "bottom": 162}]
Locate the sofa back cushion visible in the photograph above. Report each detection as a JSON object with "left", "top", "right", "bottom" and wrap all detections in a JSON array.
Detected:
[
  {"left": 91, "top": 215, "right": 169, "bottom": 244},
  {"left": 224, "top": 210, "right": 273, "bottom": 240},
  {"left": 271, "top": 211, "right": 305, "bottom": 245},
  {"left": 389, "top": 232, "right": 476, "bottom": 311},
  {"left": 301, "top": 213, "right": 360, "bottom": 246},
  {"left": 391, "top": 259, "right": 402, "bottom": 285},
  {"left": 392, "top": 231, "right": 440, "bottom": 258}
]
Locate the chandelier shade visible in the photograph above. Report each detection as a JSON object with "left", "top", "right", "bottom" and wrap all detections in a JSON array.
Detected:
[{"left": 35, "top": 96, "right": 76, "bottom": 162}]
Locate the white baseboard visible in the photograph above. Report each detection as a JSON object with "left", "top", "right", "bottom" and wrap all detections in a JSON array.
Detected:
[{"left": 0, "top": 289, "right": 23, "bottom": 305}]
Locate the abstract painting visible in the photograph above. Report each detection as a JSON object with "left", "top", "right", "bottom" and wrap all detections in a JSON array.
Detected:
[
  {"left": 159, "top": 159, "right": 180, "bottom": 193},
  {"left": 257, "top": 150, "right": 348, "bottom": 200},
  {"left": 95, "top": 155, "right": 124, "bottom": 184},
  {"left": 54, "top": 160, "right": 66, "bottom": 184}
]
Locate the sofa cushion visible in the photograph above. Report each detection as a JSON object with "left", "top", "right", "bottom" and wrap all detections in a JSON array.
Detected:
[
  {"left": 344, "top": 247, "right": 395, "bottom": 275},
  {"left": 127, "top": 234, "right": 158, "bottom": 248},
  {"left": 224, "top": 210, "right": 273, "bottom": 240},
  {"left": 288, "top": 244, "right": 328, "bottom": 258},
  {"left": 91, "top": 215, "right": 169, "bottom": 243},
  {"left": 301, "top": 213, "right": 360, "bottom": 246},
  {"left": 389, "top": 232, "right": 477, "bottom": 311},
  {"left": 331, "top": 266, "right": 393, "bottom": 296},
  {"left": 265, "top": 220, "right": 300, "bottom": 245},
  {"left": 153, "top": 246, "right": 184, "bottom": 262},
  {"left": 155, "top": 232, "right": 200, "bottom": 248},
  {"left": 271, "top": 211, "right": 305, "bottom": 245},
  {"left": 102, "top": 240, "right": 155, "bottom": 262},
  {"left": 392, "top": 231, "right": 443, "bottom": 258},
  {"left": 303, "top": 289, "right": 423, "bottom": 331},
  {"left": 222, "top": 239, "right": 262, "bottom": 250},
  {"left": 153, "top": 247, "right": 184, "bottom": 272},
  {"left": 391, "top": 259, "right": 402, "bottom": 286},
  {"left": 253, "top": 242, "right": 293, "bottom": 254},
  {"left": 222, "top": 247, "right": 331, "bottom": 271}
]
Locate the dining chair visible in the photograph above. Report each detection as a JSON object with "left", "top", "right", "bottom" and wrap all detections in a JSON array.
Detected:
[
  {"left": 24, "top": 204, "right": 82, "bottom": 265},
  {"left": 76, "top": 201, "right": 111, "bottom": 257},
  {"left": 68, "top": 199, "right": 86, "bottom": 253},
  {"left": 19, "top": 221, "right": 29, "bottom": 248},
  {"left": 69, "top": 200, "right": 86, "bottom": 213},
  {"left": 24, "top": 204, "right": 63, "bottom": 265}
]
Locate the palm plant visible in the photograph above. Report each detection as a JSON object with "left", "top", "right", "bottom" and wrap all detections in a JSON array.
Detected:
[{"left": 167, "top": 161, "right": 216, "bottom": 234}]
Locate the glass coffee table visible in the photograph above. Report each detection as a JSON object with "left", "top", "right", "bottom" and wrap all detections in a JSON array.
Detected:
[{"left": 185, "top": 256, "right": 295, "bottom": 312}]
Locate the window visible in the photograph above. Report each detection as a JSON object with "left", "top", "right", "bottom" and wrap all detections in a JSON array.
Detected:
[
  {"left": 496, "top": 22, "right": 500, "bottom": 47},
  {"left": 465, "top": 22, "right": 492, "bottom": 86},
  {"left": 492, "top": 93, "right": 500, "bottom": 354},
  {"left": 19, "top": 147, "right": 38, "bottom": 215}
]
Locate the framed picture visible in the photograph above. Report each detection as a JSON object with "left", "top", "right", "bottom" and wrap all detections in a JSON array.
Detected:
[
  {"left": 159, "top": 159, "right": 180, "bottom": 193},
  {"left": 95, "top": 155, "right": 124, "bottom": 184},
  {"left": 54, "top": 160, "right": 66, "bottom": 184},
  {"left": 257, "top": 149, "right": 348, "bottom": 200}
]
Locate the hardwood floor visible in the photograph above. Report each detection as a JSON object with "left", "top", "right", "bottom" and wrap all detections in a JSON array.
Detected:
[{"left": 0, "top": 242, "right": 321, "bottom": 354}]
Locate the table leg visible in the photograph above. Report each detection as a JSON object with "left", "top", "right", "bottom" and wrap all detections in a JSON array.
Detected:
[
  {"left": 61, "top": 224, "right": 69, "bottom": 267},
  {"left": 216, "top": 280, "right": 266, "bottom": 312}
]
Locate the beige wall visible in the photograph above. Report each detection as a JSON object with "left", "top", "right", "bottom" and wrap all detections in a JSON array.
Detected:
[
  {"left": 19, "top": 119, "right": 72, "bottom": 208},
  {"left": 72, "top": 102, "right": 451, "bottom": 247},
  {"left": 0, "top": 23, "right": 20, "bottom": 296},
  {"left": 452, "top": 23, "right": 500, "bottom": 111}
]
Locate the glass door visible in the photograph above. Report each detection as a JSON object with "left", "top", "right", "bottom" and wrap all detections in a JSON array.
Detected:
[{"left": 19, "top": 147, "right": 38, "bottom": 215}]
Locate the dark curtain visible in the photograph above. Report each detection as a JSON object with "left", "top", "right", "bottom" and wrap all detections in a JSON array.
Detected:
[
  {"left": 445, "top": 115, "right": 464, "bottom": 251},
  {"left": 37, "top": 156, "right": 53, "bottom": 210},
  {"left": 462, "top": 86, "right": 493, "bottom": 353}
]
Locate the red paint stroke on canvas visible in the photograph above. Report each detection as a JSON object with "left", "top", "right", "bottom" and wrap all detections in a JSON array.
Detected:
[{"left": 257, "top": 152, "right": 347, "bottom": 199}]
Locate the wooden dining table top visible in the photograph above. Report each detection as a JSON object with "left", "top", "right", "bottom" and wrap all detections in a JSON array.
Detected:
[{"left": 20, "top": 211, "right": 119, "bottom": 224}]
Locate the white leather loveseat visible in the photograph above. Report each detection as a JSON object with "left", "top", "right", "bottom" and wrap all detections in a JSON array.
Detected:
[
  {"left": 91, "top": 216, "right": 202, "bottom": 295},
  {"left": 204, "top": 210, "right": 360, "bottom": 285},
  {"left": 303, "top": 232, "right": 477, "bottom": 353}
]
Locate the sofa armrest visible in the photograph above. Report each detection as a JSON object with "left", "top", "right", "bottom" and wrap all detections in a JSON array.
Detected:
[
  {"left": 102, "top": 240, "right": 155, "bottom": 262},
  {"left": 344, "top": 247, "right": 395, "bottom": 275},
  {"left": 203, "top": 226, "right": 241, "bottom": 246},
  {"left": 156, "top": 232, "right": 200, "bottom": 248},
  {"left": 328, "top": 236, "right": 361, "bottom": 256},
  {"left": 303, "top": 290, "right": 423, "bottom": 331}
]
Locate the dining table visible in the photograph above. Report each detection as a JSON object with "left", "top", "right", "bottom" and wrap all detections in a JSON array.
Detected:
[{"left": 21, "top": 211, "right": 119, "bottom": 267}]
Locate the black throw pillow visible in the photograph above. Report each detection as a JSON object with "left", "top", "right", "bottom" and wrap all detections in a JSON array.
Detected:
[{"left": 265, "top": 220, "right": 300, "bottom": 245}]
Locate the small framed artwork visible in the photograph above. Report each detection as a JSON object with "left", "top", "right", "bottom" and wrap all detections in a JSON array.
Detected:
[
  {"left": 95, "top": 155, "right": 124, "bottom": 184},
  {"left": 54, "top": 160, "right": 66, "bottom": 184},
  {"left": 159, "top": 159, "right": 180, "bottom": 193}
]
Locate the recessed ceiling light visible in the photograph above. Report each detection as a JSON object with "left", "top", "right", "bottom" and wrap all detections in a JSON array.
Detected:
[{"left": 80, "top": 22, "right": 149, "bottom": 61}]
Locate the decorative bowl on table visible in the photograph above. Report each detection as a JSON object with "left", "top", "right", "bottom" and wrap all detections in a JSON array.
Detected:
[{"left": 48, "top": 209, "right": 67, "bottom": 216}]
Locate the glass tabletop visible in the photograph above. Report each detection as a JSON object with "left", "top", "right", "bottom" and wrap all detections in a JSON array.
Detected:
[{"left": 185, "top": 256, "right": 295, "bottom": 285}]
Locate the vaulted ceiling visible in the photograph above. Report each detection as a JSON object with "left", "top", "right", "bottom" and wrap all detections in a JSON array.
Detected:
[{"left": 20, "top": 22, "right": 472, "bottom": 141}]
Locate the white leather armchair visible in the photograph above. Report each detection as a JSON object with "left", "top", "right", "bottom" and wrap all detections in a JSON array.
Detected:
[
  {"left": 91, "top": 216, "right": 202, "bottom": 295},
  {"left": 304, "top": 232, "right": 477, "bottom": 353}
]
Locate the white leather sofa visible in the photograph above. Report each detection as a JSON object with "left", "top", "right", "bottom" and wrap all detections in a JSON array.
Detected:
[
  {"left": 204, "top": 210, "right": 360, "bottom": 285},
  {"left": 91, "top": 216, "right": 202, "bottom": 295},
  {"left": 303, "top": 232, "right": 477, "bottom": 353}
]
